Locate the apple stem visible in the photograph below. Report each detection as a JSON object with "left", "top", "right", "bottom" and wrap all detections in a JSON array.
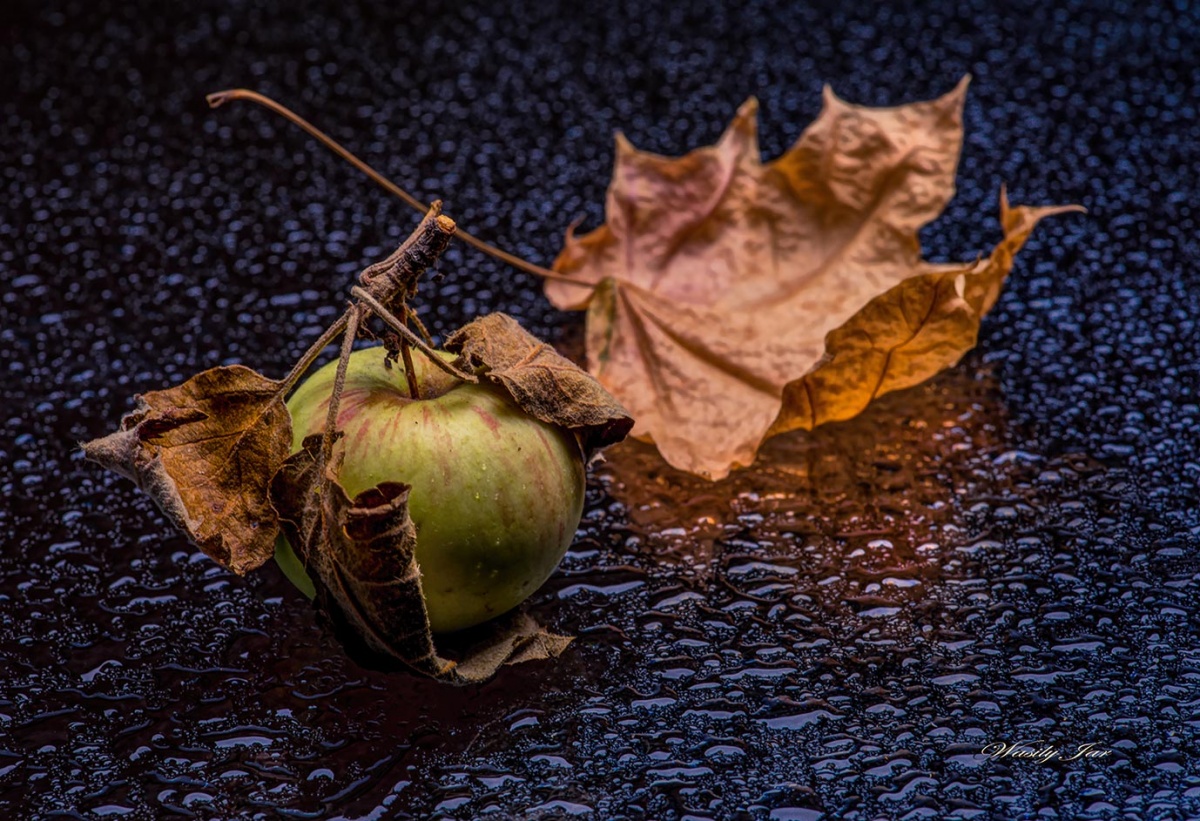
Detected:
[
  {"left": 399, "top": 342, "right": 421, "bottom": 399},
  {"left": 351, "top": 285, "right": 480, "bottom": 384},
  {"left": 206, "top": 87, "right": 594, "bottom": 288},
  {"left": 321, "top": 304, "right": 362, "bottom": 467}
]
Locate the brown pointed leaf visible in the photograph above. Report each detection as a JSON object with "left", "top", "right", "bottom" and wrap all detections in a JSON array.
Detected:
[
  {"left": 81, "top": 365, "right": 292, "bottom": 573},
  {"left": 270, "top": 436, "right": 574, "bottom": 684},
  {"left": 769, "top": 189, "right": 1084, "bottom": 435},
  {"left": 444, "top": 312, "right": 634, "bottom": 454},
  {"left": 545, "top": 78, "right": 1083, "bottom": 479}
]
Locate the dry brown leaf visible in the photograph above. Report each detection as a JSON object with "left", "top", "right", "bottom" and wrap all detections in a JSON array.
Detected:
[
  {"left": 445, "top": 312, "right": 634, "bottom": 454},
  {"left": 271, "top": 435, "right": 574, "bottom": 684},
  {"left": 81, "top": 365, "right": 292, "bottom": 573},
  {"left": 545, "top": 78, "right": 1082, "bottom": 479}
]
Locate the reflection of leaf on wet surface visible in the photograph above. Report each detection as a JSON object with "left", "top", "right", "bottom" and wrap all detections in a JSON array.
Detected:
[
  {"left": 603, "top": 363, "right": 1009, "bottom": 539},
  {"left": 593, "top": 363, "right": 1014, "bottom": 616}
]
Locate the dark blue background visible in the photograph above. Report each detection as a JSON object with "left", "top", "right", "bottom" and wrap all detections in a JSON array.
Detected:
[{"left": 1, "top": 1, "right": 1197, "bottom": 818}]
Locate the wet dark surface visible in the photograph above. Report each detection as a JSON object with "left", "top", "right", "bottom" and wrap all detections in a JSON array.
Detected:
[{"left": 2, "top": 0, "right": 1199, "bottom": 818}]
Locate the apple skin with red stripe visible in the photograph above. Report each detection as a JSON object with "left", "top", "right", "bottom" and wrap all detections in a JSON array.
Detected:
[{"left": 277, "top": 346, "right": 586, "bottom": 633}]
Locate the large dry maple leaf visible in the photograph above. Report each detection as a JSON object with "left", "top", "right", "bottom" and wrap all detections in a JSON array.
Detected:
[{"left": 545, "top": 79, "right": 1080, "bottom": 480}]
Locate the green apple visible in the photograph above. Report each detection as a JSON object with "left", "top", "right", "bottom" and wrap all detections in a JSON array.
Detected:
[{"left": 278, "top": 345, "right": 586, "bottom": 633}]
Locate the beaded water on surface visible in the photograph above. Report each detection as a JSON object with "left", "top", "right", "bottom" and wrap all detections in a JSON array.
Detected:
[{"left": 2, "top": 0, "right": 1198, "bottom": 817}]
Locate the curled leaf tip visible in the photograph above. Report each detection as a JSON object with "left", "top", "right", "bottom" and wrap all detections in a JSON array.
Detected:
[{"left": 444, "top": 312, "right": 634, "bottom": 455}]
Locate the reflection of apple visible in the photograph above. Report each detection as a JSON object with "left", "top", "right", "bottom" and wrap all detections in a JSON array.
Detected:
[{"left": 276, "top": 346, "right": 586, "bottom": 633}]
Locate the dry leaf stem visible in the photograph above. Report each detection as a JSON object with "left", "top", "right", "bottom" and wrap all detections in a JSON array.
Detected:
[
  {"left": 206, "top": 87, "right": 591, "bottom": 287},
  {"left": 280, "top": 309, "right": 351, "bottom": 395},
  {"left": 321, "top": 303, "right": 361, "bottom": 465}
]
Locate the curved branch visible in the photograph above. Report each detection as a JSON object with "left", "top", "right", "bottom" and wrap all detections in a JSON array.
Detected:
[{"left": 207, "top": 88, "right": 594, "bottom": 288}]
